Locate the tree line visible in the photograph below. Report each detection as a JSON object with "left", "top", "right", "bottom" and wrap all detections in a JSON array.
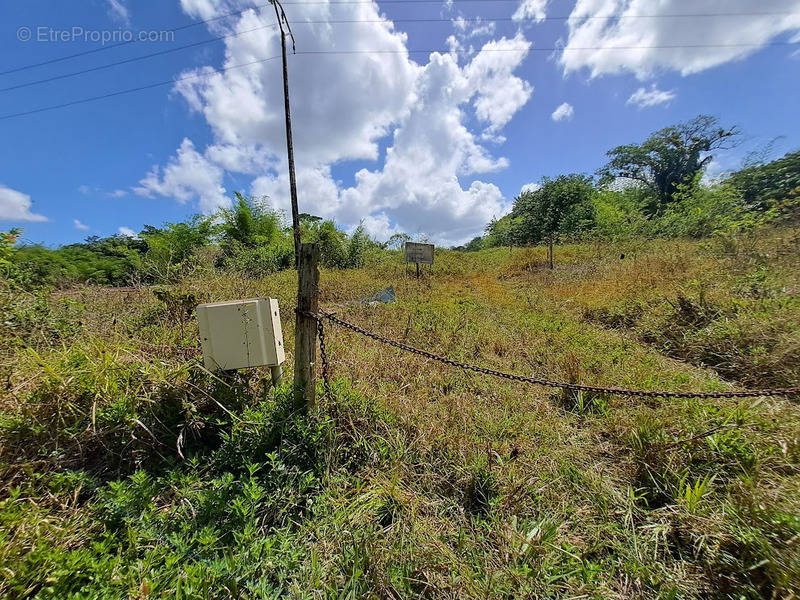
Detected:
[
  {"left": 1, "top": 193, "right": 381, "bottom": 288},
  {"left": 460, "top": 115, "right": 799, "bottom": 265},
  {"left": 2, "top": 115, "right": 798, "bottom": 286}
]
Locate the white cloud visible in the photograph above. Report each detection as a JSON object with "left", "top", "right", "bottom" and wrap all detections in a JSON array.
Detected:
[
  {"left": 205, "top": 144, "right": 276, "bottom": 174},
  {"left": 118, "top": 226, "right": 139, "bottom": 238},
  {"left": 468, "top": 21, "right": 497, "bottom": 38},
  {"left": 521, "top": 182, "right": 542, "bottom": 193},
  {"left": 453, "top": 16, "right": 468, "bottom": 32},
  {"left": 466, "top": 33, "right": 533, "bottom": 133},
  {"left": 73, "top": 219, "right": 89, "bottom": 231},
  {"left": 702, "top": 152, "right": 745, "bottom": 185},
  {"left": 551, "top": 102, "right": 574, "bottom": 121},
  {"left": 560, "top": 0, "right": 800, "bottom": 79},
  {"left": 0, "top": 185, "right": 48, "bottom": 222},
  {"left": 106, "top": 0, "right": 130, "bottom": 25},
  {"left": 249, "top": 44, "right": 528, "bottom": 245},
  {"left": 626, "top": 84, "right": 676, "bottom": 108},
  {"left": 174, "top": 2, "right": 418, "bottom": 165},
  {"left": 702, "top": 159, "right": 727, "bottom": 185},
  {"left": 134, "top": 138, "right": 229, "bottom": 212},
  {"left": 445, "top": 34, "right": 463, "bottom": 57},
  {"left": 139, "top": 2, "right": 533, "bottom": 245},
  {"left": 357, "top": 213, "right": 403, "bottom": 242},
  {"left": 251, "top": 164, "right": 341, "bottom": 221},
  {"left": 513, "top": 0, "right": 548, "bottom": 22},
  {"left": 80, "top": 186, "right": 129, "bottom": 199},
  {"left": 452, "top": 16, "right": 496, "bottom": 39}
]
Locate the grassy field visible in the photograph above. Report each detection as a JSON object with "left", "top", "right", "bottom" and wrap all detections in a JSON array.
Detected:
[{"left": 1, "top": 229, "right": 799, "bottom": 598}]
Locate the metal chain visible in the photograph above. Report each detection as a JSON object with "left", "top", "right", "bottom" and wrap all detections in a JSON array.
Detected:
[
  {"left": 302, "top": 310, "right": 800, "bottom": 400},
  {"left": 316, "top": 316, "right": 333, "bottom": 400}
]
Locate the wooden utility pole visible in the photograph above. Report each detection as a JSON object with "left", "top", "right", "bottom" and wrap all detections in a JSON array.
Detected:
[
  {"left": 271, "top": 0, "right": 301, "bottom": 268},
  {"left": 294, "top": 243, "right": 320, "bottom": 411},
  {"left": 268, "top": 1, "right": 318, "bottom": 410}
]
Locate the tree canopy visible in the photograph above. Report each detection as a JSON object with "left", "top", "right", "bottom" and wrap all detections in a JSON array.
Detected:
[
  {"left": 598, "top": 115, "right": 739, "bottom": 209},
  {"left": 726, "top": 150, "right": 800, "bottom": 216},
  {"left": 511, "top": 174, "right": 596, "bottom": 243}
]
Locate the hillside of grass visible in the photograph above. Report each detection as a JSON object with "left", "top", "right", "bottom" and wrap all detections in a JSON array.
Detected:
[{"left": 1, "top": 227, "right": 799, "bottom": 599}]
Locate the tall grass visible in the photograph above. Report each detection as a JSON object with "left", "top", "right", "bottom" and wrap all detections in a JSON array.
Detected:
[{"left": 1, "top": 230, "right": 798, "bottom": 598}]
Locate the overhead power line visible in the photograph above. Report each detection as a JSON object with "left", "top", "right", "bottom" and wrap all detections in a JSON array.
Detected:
[
  {"left": 3, "top": 11, "right": 797, "bottom": 94},
  {"left": 0, "top": 22, "right": 278, "bottom": 93},
  {"left": 0, "top": 2, "right": 275, "bottom": 76},
  {"left": 270, "top": 0, "right": 797, "bottom": 6},
  {"left": 0, "top": 40, "right": 795, "bottom": 122},
  {"left": 315, "top": 12, "right": 798, "bottom": 19},
  {"left": 0, "top": 54, "right": 280, "bottom": 121},
  {"left": 0, "top": 9, "right": 800, "bottom": 80}
]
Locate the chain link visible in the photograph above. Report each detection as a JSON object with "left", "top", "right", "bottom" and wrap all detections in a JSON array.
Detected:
[
  {"left": 300, "top": 310, "right": 800, "bottom": 400},
  {"left": 316, "top": 316, "right": 333, "bottom": 401}
]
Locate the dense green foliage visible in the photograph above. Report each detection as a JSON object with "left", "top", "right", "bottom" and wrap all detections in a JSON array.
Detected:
[
  {"left": 303, "top": 219, "right": 375, "bottom": 269},
  {"left": 486, "top": 175, "right": 596, "bottom": 248},
  {"left": 139, "top": 216, "right": 216, "bottom": 283},
  {"left": 12, "top": 235, "right": 145, "bottom": 287},
  {"left": 727, "top": 150, "right": 800, "bottom": 216},
  {"left": 215, "top": 194, "right": 295, "bottom": 277},
  {"left": 4, "top": 193, "right": 378, "bottom": 288},
  {"left": 474, "top": 118, "right": 797, "bottom": 257},
  {"left": 0, "top": 229, "right": 21, "bottom": 279},
  {"left": 598, "top": 115, "right": 738, "bottom": 207}
]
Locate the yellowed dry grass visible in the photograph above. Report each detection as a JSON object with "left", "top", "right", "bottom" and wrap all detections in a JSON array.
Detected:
[{"left": 1, "top": 232, "right": 799, "bottom": 598}]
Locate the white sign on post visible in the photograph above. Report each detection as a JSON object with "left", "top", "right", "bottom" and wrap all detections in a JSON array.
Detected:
[{"left": 404, "top": 242, "right": 434, "bottom": 265}]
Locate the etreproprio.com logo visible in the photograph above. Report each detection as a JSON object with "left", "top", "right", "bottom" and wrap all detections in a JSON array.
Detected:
[{"left": 17, "top": 26, "right": 175, "bottom": 45}]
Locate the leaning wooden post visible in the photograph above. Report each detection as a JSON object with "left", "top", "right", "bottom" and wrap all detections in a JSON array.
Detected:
[{"left": 294, "top": 243, "right": 320, "bottom": 411}]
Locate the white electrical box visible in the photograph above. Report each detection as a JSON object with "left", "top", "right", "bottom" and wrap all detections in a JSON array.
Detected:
[{"left": 197, "top": 298, "right": 285, "bottom": 372}]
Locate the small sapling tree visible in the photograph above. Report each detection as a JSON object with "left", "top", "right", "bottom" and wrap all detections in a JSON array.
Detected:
[{"left": 510, "top": 174, "right": 596, "bottom": 268}]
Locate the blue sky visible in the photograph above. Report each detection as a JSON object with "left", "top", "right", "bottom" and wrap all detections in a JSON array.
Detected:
[{"left": 1, "top": 0, "right": 799, "bottom": 246}]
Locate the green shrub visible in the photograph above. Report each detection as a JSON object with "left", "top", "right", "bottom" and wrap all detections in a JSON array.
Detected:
[
  {"left": 219, "top": 193, "right": 288, "bottom": 251},
  {"left": 654, "top": 179, "right": 768, "bottom": 238},
  {"left": 726, "top": 150, "right": 800, "bottom": 215},
  {"left": 215, "top": 240, "right": 293, "bottom": 276},
  {"left": 139, "top": 217, "right": 215, "bottom": 283},
  {"left": 591, "top": 187, "right": 652, "bottom": 240},
  {"left": 304, "top": 220, "right": 377, "bottom": 269},
  {"left": 13, "top": 235, "right": 144, "bottom": 288}
]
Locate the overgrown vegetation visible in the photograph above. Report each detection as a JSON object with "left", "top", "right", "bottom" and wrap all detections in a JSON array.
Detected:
[
  {"left": 597, "top": 114, "right": 739, "bottom": 207},
  {"left": 13, "top": 234, "right": 145, "bottom": 287},
  {"left": 1, "top": 114, "right": 799, "bottom": 598},
  {"left": 2, "top": 231, "right": 799, "bottom": 598},
  {"left": 471, "top": 116, "right": 798, "bottom": 268},
  {"left": 6, "top": 193, "right": 380, "bottom": 289}
]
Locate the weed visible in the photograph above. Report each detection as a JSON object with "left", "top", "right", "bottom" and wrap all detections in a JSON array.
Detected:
[{"left": 678, "top": 473, "right": 715, "bottom": 513}]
